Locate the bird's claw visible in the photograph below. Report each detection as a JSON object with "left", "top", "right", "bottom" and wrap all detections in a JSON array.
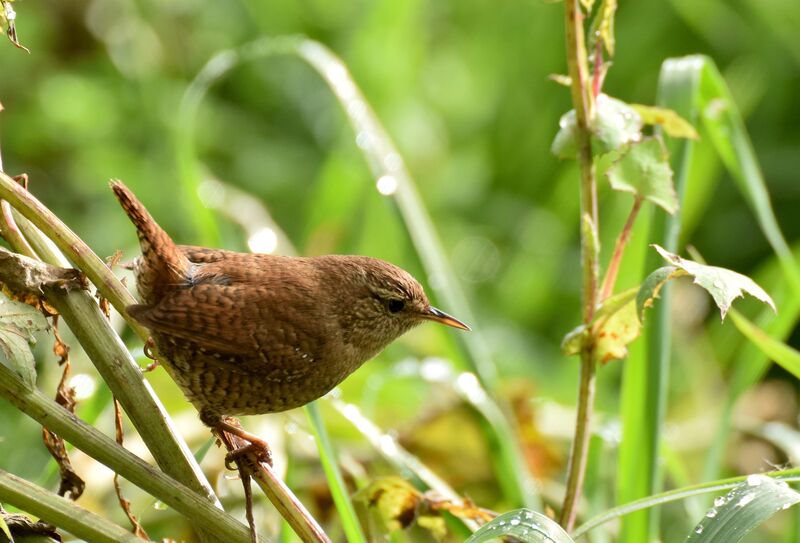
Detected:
[{"left": 224, "top": 442, "right": 273, "bottom": 470}]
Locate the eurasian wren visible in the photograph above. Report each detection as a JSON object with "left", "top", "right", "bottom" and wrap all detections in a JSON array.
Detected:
[{"left": 111, "top": 181, "right": 469, "bottom": 439}]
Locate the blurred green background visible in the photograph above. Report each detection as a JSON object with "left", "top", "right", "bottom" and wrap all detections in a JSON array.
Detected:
[{"left": 1, "top": 0, "right": 799, "bottom": 541}]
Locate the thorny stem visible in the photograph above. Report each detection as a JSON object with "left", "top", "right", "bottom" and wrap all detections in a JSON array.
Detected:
[
  {"left": 600, "top": 196, "right": 644, "bottom": 301},
  {"left": 560, "top": 0, "right": 600, "bottom": 532}
]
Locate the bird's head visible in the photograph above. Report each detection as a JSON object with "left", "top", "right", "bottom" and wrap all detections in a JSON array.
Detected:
[{"left": 315, "top": 256, "right": 469, "bottom": 356}]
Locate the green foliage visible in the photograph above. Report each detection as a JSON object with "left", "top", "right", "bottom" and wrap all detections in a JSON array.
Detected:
[
  {"left": 685, "top": 476, "right": 800, "bottom": 542},
  {"left": 0, "top": 292, "right": 47, "bottom": 388},
  {"left": 643, "top": 245, "right": 775, "bottom": 319},
  {"left": 0, "top": 0, "right": 799, "bottom": 542},
  {"left": 464, "top": 510, "right": 574, "bottom": 543},
  {"left": 605, "top": 138, "right": 677, "bottom": 214}
]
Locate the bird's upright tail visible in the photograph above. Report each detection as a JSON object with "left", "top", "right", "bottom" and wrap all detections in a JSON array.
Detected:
[{"left": 110, "top": 180, "right": 189, "bottom": 303}]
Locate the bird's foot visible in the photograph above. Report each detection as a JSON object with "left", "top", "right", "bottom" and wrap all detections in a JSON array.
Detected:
[
  {"left": 214, "top": 416, "right": 273, "bottom": 468},
  {"left": 141, "top": 338, "right": 159, "bottom": 372}
]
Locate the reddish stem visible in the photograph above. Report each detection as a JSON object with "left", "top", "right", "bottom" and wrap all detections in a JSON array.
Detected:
[{"left": 600, "top": 196, "right": 644, "bottom": 301}]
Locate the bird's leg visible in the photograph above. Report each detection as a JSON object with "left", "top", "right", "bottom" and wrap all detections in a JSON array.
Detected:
[{"left": 141, "top": 338, "right": 160, "bottom": 372}]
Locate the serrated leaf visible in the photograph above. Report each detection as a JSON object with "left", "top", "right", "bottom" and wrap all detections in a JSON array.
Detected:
[
  {"left": 590, "top": 0, "right": 617, "bottom": 56},
  {"left": 606, "top": 137, "right": 678, "bottom": 214},
  {"left": 593, "top": 94, "right": 642, "bottom": 152},
  {"left": 465, "top": 509, "right": 574, "bottom": 543},
  {"left": 650, "top": 245, "right": 775, "bottom": 320},
  {"left": 630, "top": 104, "right": 699, "bottom": 139},
  {"left": 686, "top": 475, "right": 800, "bottom": 542},
  {"left": 0, "top": 292, "right": 48, "bottom": 388}
]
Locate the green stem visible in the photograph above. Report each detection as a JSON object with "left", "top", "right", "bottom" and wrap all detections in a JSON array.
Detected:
[
  {"left": 559, "top": 0, "right": 599, "bottom": 532},
  {"left": 0, "top": 469, "right": 147, "bottom": 543},
  {"left": 0, "top": 364, "right": 255, "bottom": 543},
  {"left": 0, "top": 171, "right": 146, "bottom": 338},
  {"left": 7, "top": 207, "right": 220, "bottom": 509}
]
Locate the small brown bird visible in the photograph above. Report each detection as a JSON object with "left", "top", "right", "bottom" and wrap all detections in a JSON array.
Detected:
[{"left": 111, "top": 181, "right": 469, "bottom": 453}]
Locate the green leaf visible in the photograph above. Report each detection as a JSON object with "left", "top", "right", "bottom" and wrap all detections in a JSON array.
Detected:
[
  {"left": 551, "top": 110, "right": 578, "bottom": 159},
  {"left": 630, "top": 104, "right": 699, "bottom": 139},
  {"left": 728, "top": 309, "right": 800, "bottom": 381},
  {"left": 562, "top": 288, "right": 641, "bottom": 364},
  {"left": 551, "top": 94, "right": 642, "bottom": 159},
  {"left": 650, "top": 245, "right": 775, "bottom": 319},
  {"left": 590, "top": 0, "right": 618, "bottom": 56},
  {"left": 685, "top": 475, "right": 800, "bottom": 542},
  {"left": 0, "top": 292, "right": 48, "bottom": 388},
  {"left": 593, "top": 298, "right": 639, "bottom": 364},
  {"left": 606, "top": 138, "right": 678, "bottom": 214},
  {"left": 593, "top": 94, "right": 643, "bottom": 152},
  {"left": 464, "top": 509, "right": 574, "bottom": 543}
]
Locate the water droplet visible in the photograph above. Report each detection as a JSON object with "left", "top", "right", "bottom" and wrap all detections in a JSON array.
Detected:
[
  {"left": 714, "top": 496, "right": 727, "bottom": 507},
  {"left": 746, "top": 474, "right": 764, "bottom": 486},
  {"left": 510, "top": 519, "right": 520, "bottom": 526},
  {"left": 706, "top": 509, "right": 717, "bottom": 518},
  {"left": 524, "top": 511, "right": 533, "bottom": 519},
  {"left": 153, "top": 501, "right": 168, "bottom": 510},
  {"left": 347, "top": 100, "right": 366, "bottom": 119},
  {"left": 383, "top": 152, "right": 403, "bottom": 172},
  {"left": 737, "top": 492, "right": 755, "bottom": 507},
  {"left": 782, "top": 502, "right": 793, "bottom": 510},
  {"left": 355, "top": 131, "right": 371, "bottom": 150},
  {"left": 695, "top": 525, "right": 704, "bottom": 534},
  {"left": 376, "top": 175, "right": 398, "bottom": 195}
]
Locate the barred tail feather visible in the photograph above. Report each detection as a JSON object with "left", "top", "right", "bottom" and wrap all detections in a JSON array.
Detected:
[{"left": 110, "top": 180, "right": 189, "bottom": 303}]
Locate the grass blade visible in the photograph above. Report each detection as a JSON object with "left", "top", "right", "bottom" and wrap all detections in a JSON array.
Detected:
[
  {"left": 574, "top": 469, "right": 800, "bottom": 540},
  {"left": 685, "top": 476, "right": 800, "bottom": 542},
  {"left": 465, "top": 509, "right": 574, "bottom": 543},
  {"left": 728, "top": 309, "right": 800, "bottom": 379},
  {"left": 305, "top": 402, "right": 367, "bottom": 543}
]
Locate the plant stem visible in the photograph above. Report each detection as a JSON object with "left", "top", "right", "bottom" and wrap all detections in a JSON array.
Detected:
[
  {"left": 0, "top": 469, "right": 147, "bottom": 543},
  {"left": 600, "top": 196, "right": 644, "bottom": 301},
  {"left": 560, "top": 0, "right": 599, "bottom": 532},
  {"left": 0, "top": 364, "right": 255, "bottom": 543}
]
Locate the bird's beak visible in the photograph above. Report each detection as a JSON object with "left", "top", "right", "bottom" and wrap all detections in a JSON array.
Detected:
[{"left": 423, "top": 306, "right": 471, "bottom": 331}]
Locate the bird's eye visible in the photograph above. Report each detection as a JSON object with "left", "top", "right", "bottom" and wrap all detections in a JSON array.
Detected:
[{"left": 387, "top": 299, "right": 405, "bottom": 313}]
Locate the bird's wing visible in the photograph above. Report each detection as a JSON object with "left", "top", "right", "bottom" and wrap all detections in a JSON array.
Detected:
[{"left": 128, "top": 282, "right": 325, "bottom": 367}]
